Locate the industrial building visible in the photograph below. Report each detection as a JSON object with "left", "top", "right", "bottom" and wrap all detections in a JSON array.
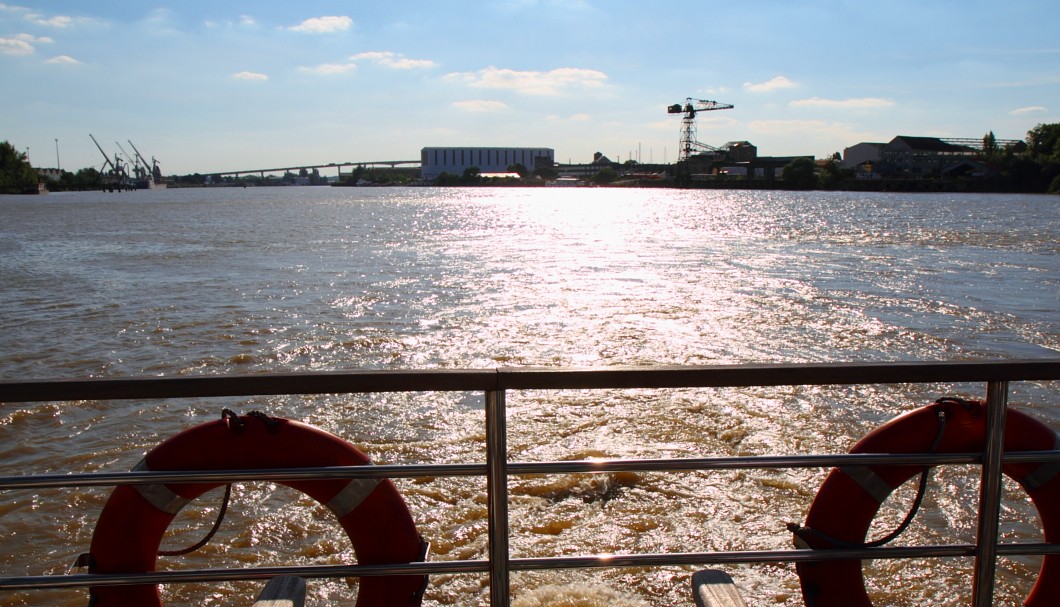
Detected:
[
  {"left": 420, "top": 147, "right": 554, "bottom": 180},
  {"left": 842, "top": 136, "right": 1025, "bottom": 178}
]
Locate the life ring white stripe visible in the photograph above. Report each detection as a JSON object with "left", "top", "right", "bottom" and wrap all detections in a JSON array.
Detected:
[
  {"left": 326, "top": 477, "right": 381, "bottom": 519},
  {"left": 840, "top": 465, "right": 891, "bottom": 504},
  {"left": 1021, "top": 436, "right": 1060, "bottom": 492},
  {"left": 132, "top": 460, "right": 191, "bottom": 515}
]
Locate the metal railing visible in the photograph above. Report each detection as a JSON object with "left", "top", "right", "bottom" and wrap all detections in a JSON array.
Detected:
[{"left": 2, "top": 359, "right": 1059, "bottom": 607}]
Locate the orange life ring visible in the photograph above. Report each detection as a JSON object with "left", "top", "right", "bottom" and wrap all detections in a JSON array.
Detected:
[
  {"left": 795, "top": 399, "right": 1060, "bottom": 607},
  {"left": 88, "top": 412, "right": 427, "bottom": 607}
]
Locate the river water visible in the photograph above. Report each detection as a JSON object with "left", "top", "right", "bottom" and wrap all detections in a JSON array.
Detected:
[{"left": 0, "top": 187, "right": 1057, "bottom": 607}]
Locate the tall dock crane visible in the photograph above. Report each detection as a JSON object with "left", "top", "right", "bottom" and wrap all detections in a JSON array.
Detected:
[
  {"left": 127, "top": 140, "right": 162, "bottom": 184},
  {"left": 667, "top": 98, "right": 734, "bottom": 162},
  {"left": 88, "top": 133, "right": 127, "bottom": 186}
]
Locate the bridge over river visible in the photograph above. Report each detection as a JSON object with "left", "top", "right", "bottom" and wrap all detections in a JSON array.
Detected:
[{"left": 212, "top": 160, "right": 421, "bottom": 179}]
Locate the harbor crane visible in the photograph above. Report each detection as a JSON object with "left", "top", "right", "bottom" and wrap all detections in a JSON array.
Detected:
[
  {"left": 88, "top": 133, "right": 127, "bottom": 184},
  {"left": 127, "top": 140, "right": 162, "bottom": 183},
  {"left": 667, "top": 98, "right": 734, "bottom": 162},
  {"left": 114, "top": 141, "right": 138, "bottom": 175}
]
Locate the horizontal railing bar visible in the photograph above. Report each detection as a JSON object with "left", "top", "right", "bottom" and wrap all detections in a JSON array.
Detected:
[
  {"left": 6, "top": 543, "right": 1060, "bottom": 591},
  {"left": 0, "top": 561, "right": 486, "bottom": 590},
  {"left": 511, "top": 453, "right": 983, "bottom": 474},
  {"left": 0, "top": 464, "right": 488, "bottom": 490},
  {"left": 510, "top": 542, "right": 1060, "bottom": 571},
  {"left": 497, "top": 360, "right": 1060, "bottom": 390},
  {"left": 0, "top": 369, "right": 500, "bottom": 403},
  {"left": 3, "top": 360, "right": 1058, "bottom": 403},
  {"left": 6, "top": 451, "right": 1060, "bottom": 491}
]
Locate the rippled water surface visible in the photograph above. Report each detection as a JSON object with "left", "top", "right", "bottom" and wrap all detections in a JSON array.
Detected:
[{"left": 1, "top": 187, "right": 1058, "bottom": 606}]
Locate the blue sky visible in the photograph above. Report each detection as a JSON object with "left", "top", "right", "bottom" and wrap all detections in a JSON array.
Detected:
[{"left": 3, "top": 1, "right": 1058, "bottom": 175}]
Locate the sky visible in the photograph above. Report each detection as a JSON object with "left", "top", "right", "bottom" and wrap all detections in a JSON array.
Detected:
[{"left": 2, "top": 0, "right": 1059, "bottom": 176}]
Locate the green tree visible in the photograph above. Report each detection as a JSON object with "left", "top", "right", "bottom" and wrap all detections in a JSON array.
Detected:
[
  {"left": 1049, "top": 174, "right": 1060, "bottom": 194},
  {"left": 1027, "top": 123, "right": 1060, "bottom": 160},
  {"left": 781, "top": 157, "right": 818, "bottom": 190},
  {"left": 982, "top": 131, "right": 999, "bottom": 159},
  {"left": 818, "top": 157, "right": 843, "bottom": 189},
  {"left": 506, "top": 163, "right": 528, "bottom": 178},
  {"left": 459, "top": 166, "right": 482, "bottom": 185},
  {"left": 346, "top": 165, "right": 367, "bottom": 184},
  {"left": 1026, "top": 123, "right": 1060, "bottom": 192},
  {"left": 533, "top": 166, "right": 558, "bottom": 181},
  {"left": 75, "top": 167, "right": 101, "bottom": 188},
  {"left": 591, "top": 167, "right": 618, "bottom": 184},
  {"left": 0, "top": 141, "right": 39, "bottom": 194}
]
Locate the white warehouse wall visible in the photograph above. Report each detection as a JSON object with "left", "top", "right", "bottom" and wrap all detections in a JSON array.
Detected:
[{"left": 420, "top": 147, "right": 555, "bottom": 179}]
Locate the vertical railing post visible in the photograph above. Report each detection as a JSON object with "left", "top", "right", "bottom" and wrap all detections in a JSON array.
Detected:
[
  {"left": 485, "top": 389, "right": 510, "bottom": 607},
  {"left": 973, "top": 380, "right": 1008, "bottom": 607}
]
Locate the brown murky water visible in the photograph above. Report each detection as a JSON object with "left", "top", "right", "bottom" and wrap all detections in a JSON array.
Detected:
[{"left": 1, "top": 188, "right": 1057, "bottom": 606}]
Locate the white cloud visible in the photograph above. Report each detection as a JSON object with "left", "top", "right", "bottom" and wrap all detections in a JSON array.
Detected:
[
  {"left": 699, "top": 86, "right": 732, "bottom": 96},
  {"left": 232, "top": 71, "right": 269, "bottom": 81},
  {"left": 445, "top": 66, "right": 608, "bottom": 96},
  {"left": 790, "top": 97, "right": 895, "bottom": 109},
  {"left": 301, "top": 51, "right": 436, "bottom": 75},
  {"left": 748, "top": 119, "right": 830, "bottom": 133},
  {"left": 744, "top": 76, "right": 796, "bottom": 92},
  {"left": 0, "top": 33, "right": 47, "bottom": 55},
  {"left": 1010, "top": 105, "right": 1046, "bottom": 115},
  {"left": 288, "top": 16, "right": 352, "bottom": 34},
  {"left": 28, "top": 13, "right": 72, "bottom": 27},
  {"left": 23, "top": 9, "right": 103, "bottom": 28},
  {"left": 547, "top": 113, "right": 592, "bottom": 122},
  {"left": 45, "top": 54, "right": 80, "bottom": 65},
  {"left": 300, "top": 62, "right": 356, "bottom": 75},
  {"left": 351, "top": 51, "right": 437, "bottom": 69},
  {"left": 452, "top": 100, "right": 508, "bottom": 112},
  {"left": 0, "top": 36, "right": 33, "bottom": 55},
  {"left": 240, "top": 15, "right": 257, "bottom": 27}
]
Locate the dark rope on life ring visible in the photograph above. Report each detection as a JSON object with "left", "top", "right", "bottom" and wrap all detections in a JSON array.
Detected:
[
  {"left": 247, "top": 410, "right": 281, "bottom": 429},
  {"left": 788, "top": 405, "right": 949, "bottom": 549},
  {"left": 155, "top": 409, "right": 280, "bottom": 556},
  {"left": 158, "top": 408, "right": 249, "bottom": 556},
  {"left": 158, "top": 483, "right": 232, "bottom": 557}
]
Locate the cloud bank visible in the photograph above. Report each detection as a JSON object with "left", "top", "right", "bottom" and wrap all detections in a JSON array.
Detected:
[
  {"left": 452, "top": 100, "right": 508, "bottom": 112},
  {"left": 1010, "top": 106, "right": 1046, "bottom": 115},
  {"left": 445, "top": 66, "right": 608, "bottom": 96},
  {"left": 790, "top": 97, "right": 895, "bottom": 109},
  {"left": 0, "top": 33, "right": 52, "bottom": 55},
  {"left": 288, "top": 16, "right": 352, "bottom": 34},
  {"left": 232, "top": 71, "right": 269, "bottom": 81},
  {"left": 744, "top": 76, "right": 796, "bottom": 92},
  {"left": 301, "top": 51, "right": 436, "bottom": 75}
]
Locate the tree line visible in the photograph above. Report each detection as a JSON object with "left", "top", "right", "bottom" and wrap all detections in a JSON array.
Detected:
[
  {"left": 807, "top": 123, "right": 1060, "bottom": 193},
  {"left": 4, "top": 123, "right": 1059, "bottom": 194}
]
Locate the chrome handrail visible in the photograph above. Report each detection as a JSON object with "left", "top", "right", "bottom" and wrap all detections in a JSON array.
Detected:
[{"left": 2, "top": 359, "right": 1059, "bottom": 606}]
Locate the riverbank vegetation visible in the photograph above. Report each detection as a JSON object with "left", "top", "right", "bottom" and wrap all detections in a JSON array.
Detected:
[
  {"left": 5, "top": 123, "right": 1059, "bottom": 194},
  {"left": 0, "top": 141, "right": 40, "bottom": 194}
]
